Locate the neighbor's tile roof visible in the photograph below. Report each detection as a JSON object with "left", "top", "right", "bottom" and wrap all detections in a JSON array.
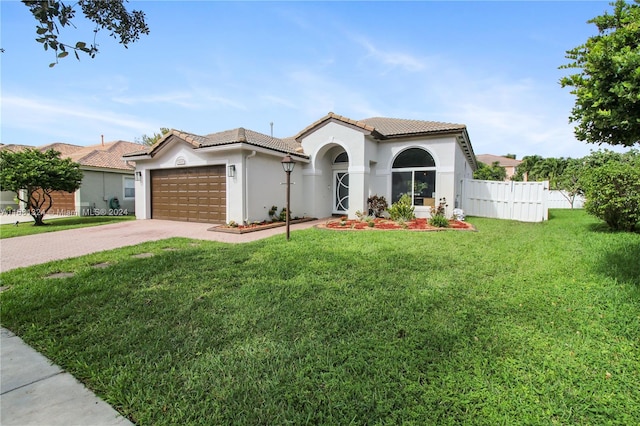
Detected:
[
  {"left": 0, "top": 144, "right": 34, "bottom": 153},
  {"left": 0, "top": 141, "right": 140, "bottom": 171},
  {"left": 67, "top": 141, "right": 141, "bottom": 170},
  {"left": 39, "top": 142, "right": 85, "bottom": 156},
  {"left": 476, "top": 154, "right": 522, "bottom": 167}
]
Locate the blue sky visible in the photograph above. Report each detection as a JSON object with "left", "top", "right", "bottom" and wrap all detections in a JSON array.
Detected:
[{"left": 0, "top": 1, "right": 617, "bottom": 159}]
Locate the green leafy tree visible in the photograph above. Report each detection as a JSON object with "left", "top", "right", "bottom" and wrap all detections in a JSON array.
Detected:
[
  {"left": 20, "top": 0, "right": 149, "bottom": 67},
  {"left": 555, "top": 158, "right": 585, "bottom": 209},
  {"left": 473, "top": 161, "right": 507, "bottom": 181},
  {"left": 136, "top": 127, "right": 170, "bottom": 146},
  {"left": 0, "top": 149, "right": 83, "bottom": 226},
  {"left": 512, "top": 155, "right": 543, "bottom": 181},
  {"left": 579, "top": 149, "right": 640, "bottom": 231},
  {"left": 531, "top": 157, "right": 569, "bottom": 189},
  {"left": 560, "top": 0, "right": 640, "bottom": 147}
]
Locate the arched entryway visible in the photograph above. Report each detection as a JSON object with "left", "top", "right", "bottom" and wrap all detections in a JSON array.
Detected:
[{"left": 333, "top": 151, "right": 349, "bottom": 214}]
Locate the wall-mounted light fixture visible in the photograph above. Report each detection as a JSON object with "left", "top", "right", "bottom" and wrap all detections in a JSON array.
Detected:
[
  {"left": 228, "top": 164, "right": 236, "bottom": 178},
  {"left": 135, "top": 171, "right": 142, "bottom": 182}
]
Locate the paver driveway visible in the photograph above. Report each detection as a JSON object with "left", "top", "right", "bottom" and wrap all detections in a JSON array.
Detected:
[{"left": 0, "top": 218, "right": 324, "bottom": 272}]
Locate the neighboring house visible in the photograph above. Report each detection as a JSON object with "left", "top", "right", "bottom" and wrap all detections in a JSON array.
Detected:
[
  {"left": 476, "top": 154, "right": 523, "bottom": 181},
  {"left": 125, "top": 112, "right": 478, "bottom": 225},
  {"left": 0, "top": 140, "right": 141, "bottom": 215}
]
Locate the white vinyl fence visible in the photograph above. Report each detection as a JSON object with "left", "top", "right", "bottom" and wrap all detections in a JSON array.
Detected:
[
  {"left": 548, "top": 190, "right": 585, "bottom": 209},
  {"left": 462, "top": 179, "right": 549, "bottom": 222}
]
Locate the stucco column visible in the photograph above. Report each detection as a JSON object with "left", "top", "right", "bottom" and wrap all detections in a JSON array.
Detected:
[{"left": 347, "top": 166, "right": 368, "bottom": 219}]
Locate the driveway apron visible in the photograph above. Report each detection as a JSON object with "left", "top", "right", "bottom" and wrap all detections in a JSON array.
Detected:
[{"left": 0, "top": 218, "right": 325, "bottom": 272}]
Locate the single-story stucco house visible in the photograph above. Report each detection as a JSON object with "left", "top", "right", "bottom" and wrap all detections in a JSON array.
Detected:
[
  {"left": 0, "top": 140, "right": 141, "bottom": 215},
  {"left": 124, "top": 112, "right": 478, "bottom": 225}
]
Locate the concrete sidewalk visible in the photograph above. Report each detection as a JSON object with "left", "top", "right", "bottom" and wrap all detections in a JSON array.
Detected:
[
  {"left": 0, "top": 218, "right": 325, "bottom": 425},
  {"left": 1, "top": 328, "right": 132, "bottom": 426}
]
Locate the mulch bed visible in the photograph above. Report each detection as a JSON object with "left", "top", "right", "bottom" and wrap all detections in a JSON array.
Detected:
[
  {"left": 210, "top": 217, "right": 317, "bottom": 234},
  {"left": 318, "top": 217, "right": 475, "bottom": 231}
]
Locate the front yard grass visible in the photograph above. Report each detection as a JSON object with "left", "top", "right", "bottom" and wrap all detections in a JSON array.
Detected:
[
  {"left": 0, "top": 215, "right": 135, "bottom": 239},
  {"left": 1, "top": 210, "right": 638, "bottom": 424}
]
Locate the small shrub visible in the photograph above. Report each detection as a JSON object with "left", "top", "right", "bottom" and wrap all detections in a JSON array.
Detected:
[
  {"left": 278, "top": 207, "right": 291, "bottom": 222},
  {"left": 367, "top": 220, "right": 375, "bottom": 228},
  {"left": 268, "top": 206, "right": 279, "bottom": 221},
  {"left": 368, "top": 195, "right": 389, "bottom": 217},
  {"left": 388, "top": 194, "right": 415, "bottom": 221},
  {"left": 429, "top": 197, "right": 450, "bottom": 228},
  {"left": 429, "top": 214, "right": 449, "bottom": 228},
  {"left": 356, "top": 210, "right": 375, "bottom": 222},
  {"left": 228, "top": 220, "right": 239, "bottom": 228}
]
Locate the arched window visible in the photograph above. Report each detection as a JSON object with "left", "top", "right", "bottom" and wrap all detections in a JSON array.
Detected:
[
  {"left": 334, "top": 151, "right": 348, "bottom": 164},
  {"left": 391, "top": 148, "right": 436, "bottom": 207}
]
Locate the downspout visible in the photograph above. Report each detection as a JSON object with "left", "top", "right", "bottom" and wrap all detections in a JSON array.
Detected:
[{"left": 244, "top": 151, "right": 257, "bottom": 224}]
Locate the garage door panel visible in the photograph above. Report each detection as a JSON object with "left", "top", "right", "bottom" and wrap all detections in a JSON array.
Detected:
[{"left": 151, "top": 165, "right": 226, "bottom": 224}]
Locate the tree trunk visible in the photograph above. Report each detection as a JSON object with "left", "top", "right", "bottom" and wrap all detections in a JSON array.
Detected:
[{"left": 32, "top": 212, "right": 45, "bottom": 226}]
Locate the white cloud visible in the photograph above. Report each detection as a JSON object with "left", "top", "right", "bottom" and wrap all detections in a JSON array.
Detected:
[
  {"left": 1, "top": 94, "right": 157, "bottom": 144},
  {"left": 112, "top": 92, "right": 199, "bottom": 108},
  {"left": 353, "top": 36, "right": 428, "bottom": 73}
]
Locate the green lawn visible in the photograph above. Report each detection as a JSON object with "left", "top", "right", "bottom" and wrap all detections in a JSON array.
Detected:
[
  {"left": 0, "top": 215, "right": 135, "bottom": 239},
  {"left": 1, "top": 210, "right": 638, "bottom": 425}
]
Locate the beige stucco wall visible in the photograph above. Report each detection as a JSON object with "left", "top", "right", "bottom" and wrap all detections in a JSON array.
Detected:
[
  {"left": 243, "top": 152, "right": 306, "bottom": 223},
  {"left": 0, "top": 190, "right": 18, "bottom": 211},
  {"left": 78, "top": 169, "right": 135, "bottom": 215}
]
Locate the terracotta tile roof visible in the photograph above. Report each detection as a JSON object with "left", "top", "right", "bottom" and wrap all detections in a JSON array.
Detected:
[
  {"left": 476, "top": 154, "right": 522, "bottom": 167},
  {"left": 1, "top": 141, "right": 140, "bottom": 171},
  {"left": 294, "top": 112, "right": 380, "bottom": 140},
  {"left": 39, "top": 142, "right": 84, "bottom": 156},
  {"left": 0, "top": 144, "right": 34, "bottom": 153},
  {"left": 201, "top": 128, "right": 304, "bottom": 154},
  {"left": 359, "top": 116, "right": 466, "bottom": 138},
  {"left": 123, "top": 113, "right": 476, "bottom": 169},
  {"left": 130, "top": 128, "right": 306, "bottom": 159},
  {"left": 67, "top": 141, "right": 141, "bottom": 170},
  {"left": 293, "top": 112, "right": 466, "bottom": 141}
]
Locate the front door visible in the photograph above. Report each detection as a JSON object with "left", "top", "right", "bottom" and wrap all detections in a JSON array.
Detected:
[{"left": 333, "top": 171, "right": 349, "bottom": 214}]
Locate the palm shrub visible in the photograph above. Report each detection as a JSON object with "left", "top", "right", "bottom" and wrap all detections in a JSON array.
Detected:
[
  {"left": 388, "top": 194, "right": 415, "bottom": 221},
  {"left": 580, "top": 150, "right": 640, "bottom": 231}
]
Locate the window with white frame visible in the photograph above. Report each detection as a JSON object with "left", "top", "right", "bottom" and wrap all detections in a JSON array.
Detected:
[
  {"left": 124, "top": 177, "right": 135, "bottom": 199},
  {"left": 391, "top": 148, "right": 436, "bottom": 207}
]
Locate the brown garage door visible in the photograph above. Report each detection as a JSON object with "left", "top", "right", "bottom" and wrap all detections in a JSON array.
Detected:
[
  {"left": 151, "top": 166, "right": 226, "bottom": 223},
  {"left": 32, "top": 189, "right": 76, "bottom": 214}
]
